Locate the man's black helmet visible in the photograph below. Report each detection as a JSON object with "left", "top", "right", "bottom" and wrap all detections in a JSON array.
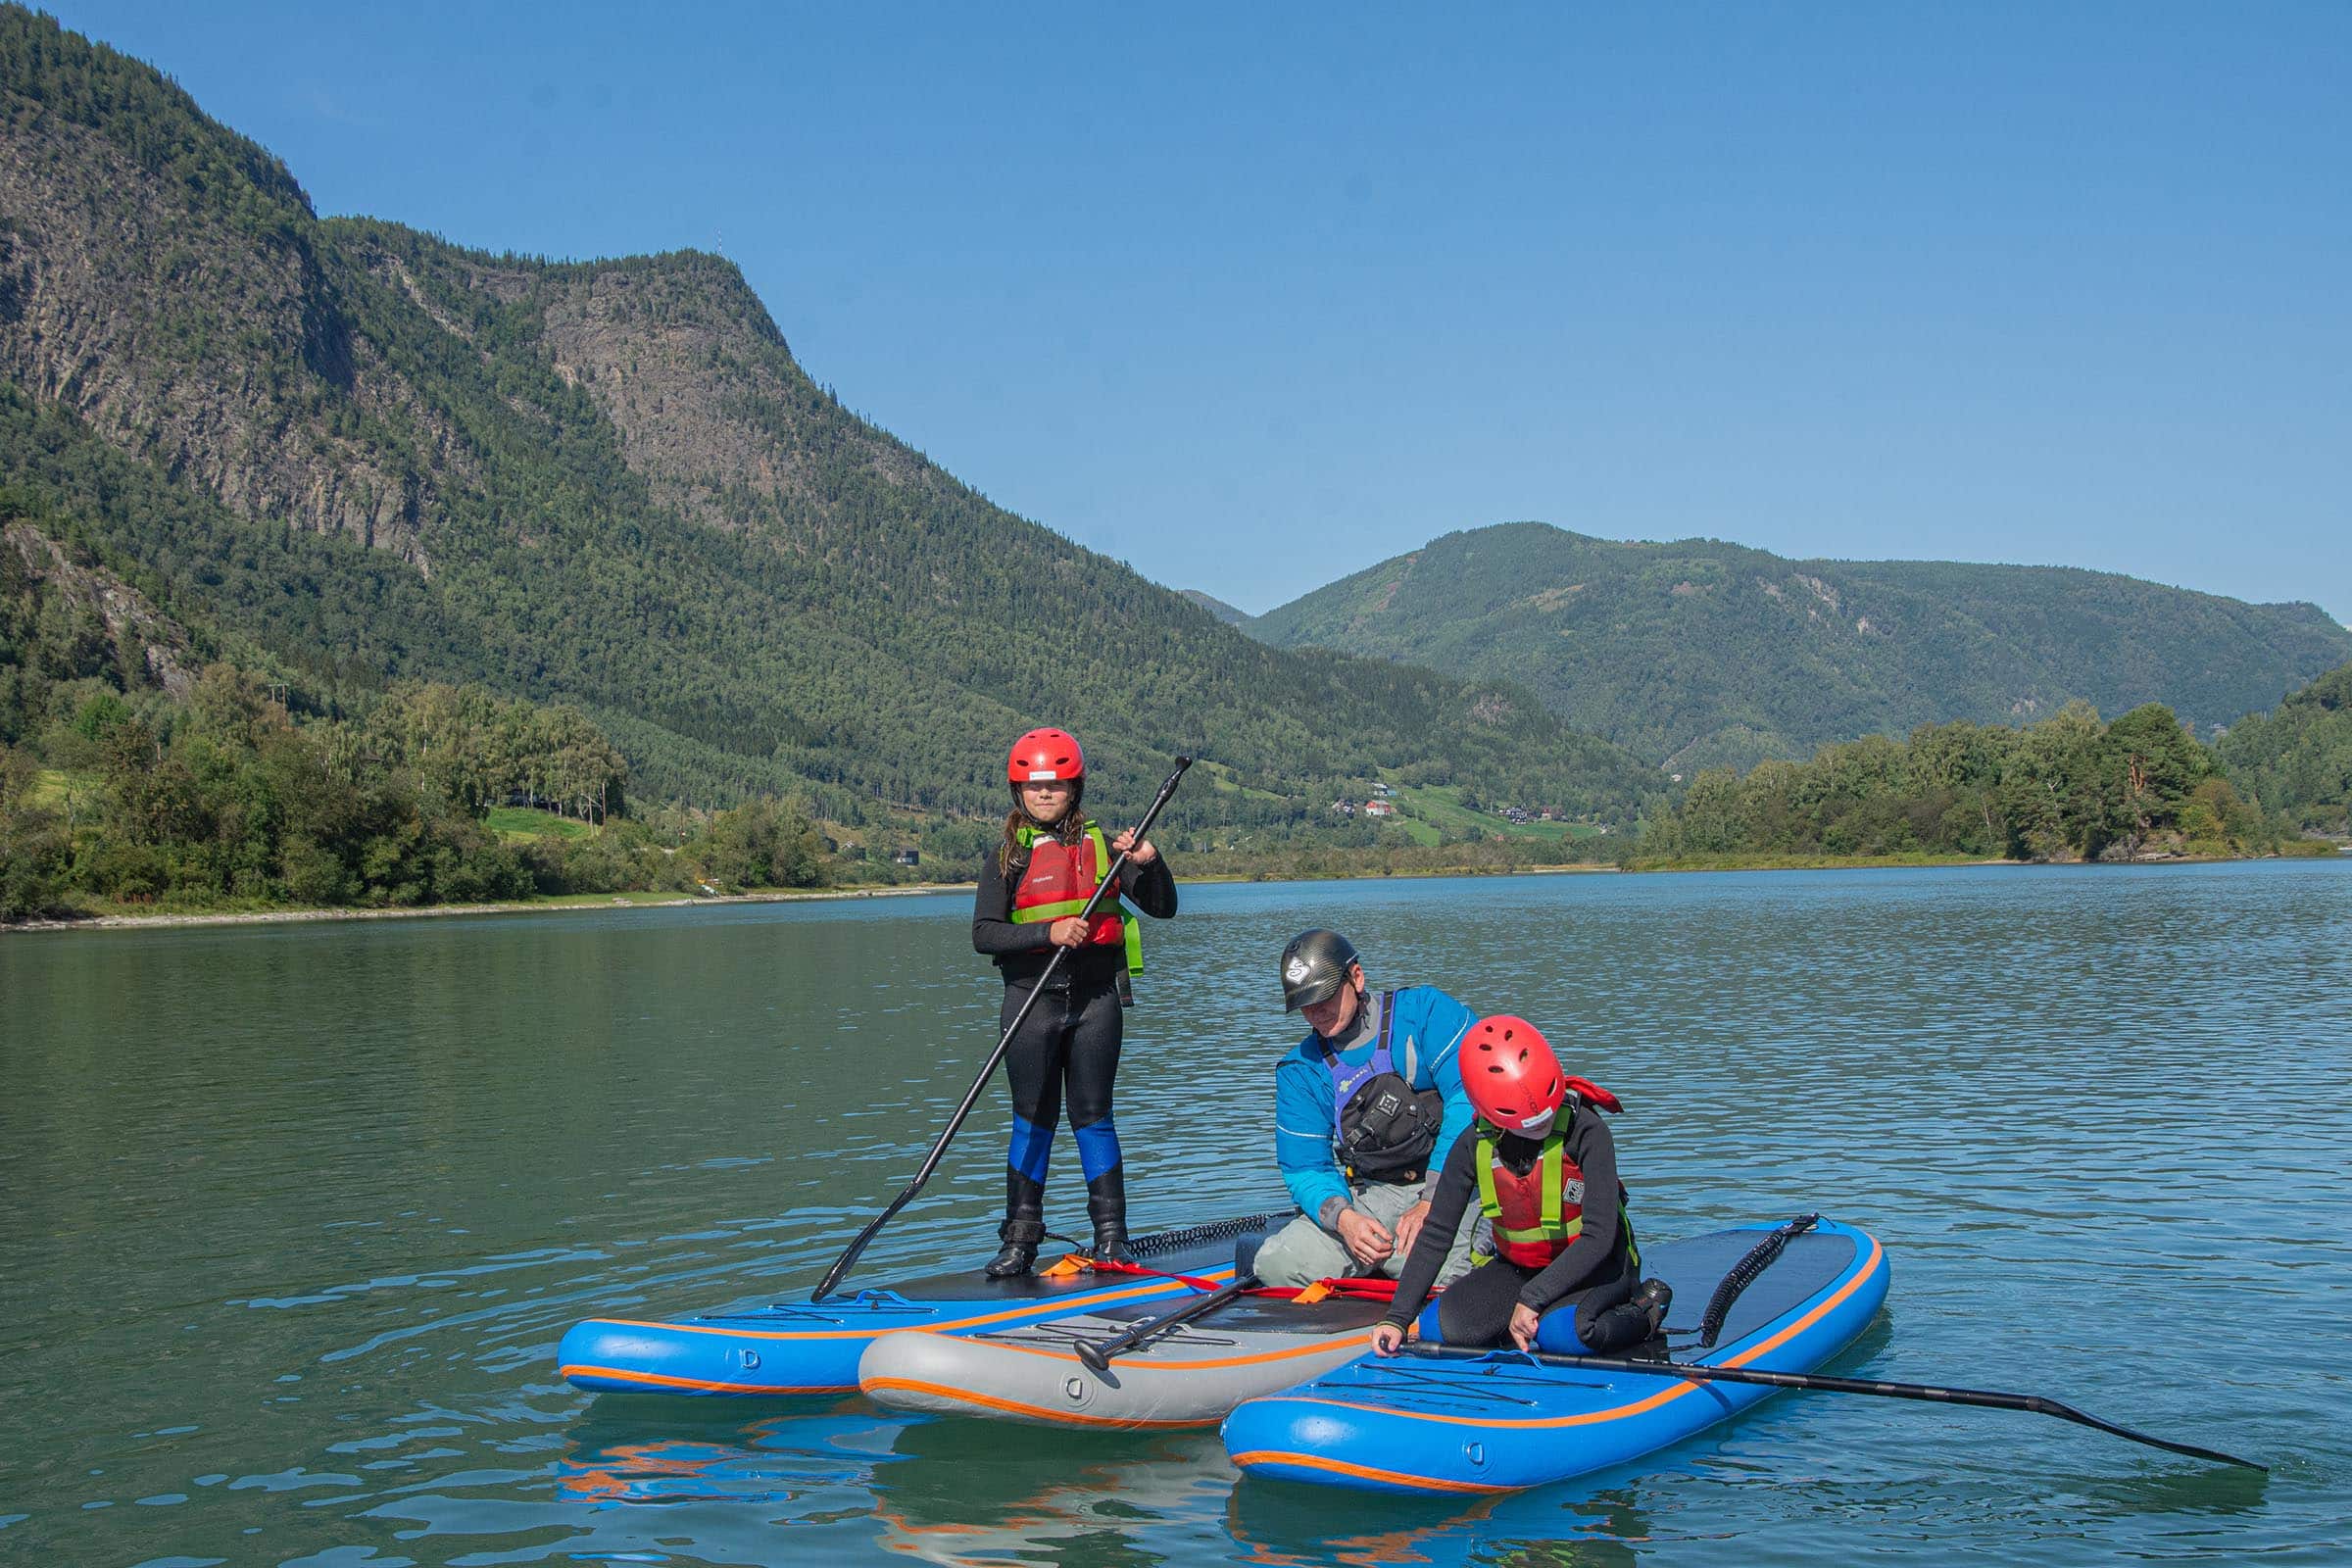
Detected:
[{"left": 1280, "top": 928, "right": 1359, "bottom": 1012}]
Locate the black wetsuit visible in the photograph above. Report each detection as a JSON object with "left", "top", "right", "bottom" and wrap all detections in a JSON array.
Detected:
[
  {"left": 970, "top": 831, "right": 1177, "bottom": 1240},
  {"left": 1383, "top": 1106, "right": 1642, "bottom": 1351}
]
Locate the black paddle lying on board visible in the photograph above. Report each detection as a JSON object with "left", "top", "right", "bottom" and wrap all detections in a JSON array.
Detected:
[
  {"left": 811, "top": 755, "right": 1194, "bottom": 1303},
  {"left": 1404, "top": 1344, "right": 2267, "bottom": 1471},
  {"left": 1075, "top": 1237, "right": 1263, "bottom": 1375}
]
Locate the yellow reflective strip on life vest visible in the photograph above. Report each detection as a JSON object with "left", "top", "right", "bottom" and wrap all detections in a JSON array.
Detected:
[
  {"left": 1009, "top": 897, "right": 1092, "bottom": 923},
  {"left": 1540, "top": 1135, "right": 1564, "bottom": 1229}
]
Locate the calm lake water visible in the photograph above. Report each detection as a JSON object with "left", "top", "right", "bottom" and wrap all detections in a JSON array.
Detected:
[{"left": 3, "top": 860, "right": 2347, "bottom": 1566}]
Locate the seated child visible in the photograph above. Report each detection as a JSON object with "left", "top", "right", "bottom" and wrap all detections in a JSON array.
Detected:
[{"left": 1371, "top": 1015, "right": 1668, "bottom": 1357}]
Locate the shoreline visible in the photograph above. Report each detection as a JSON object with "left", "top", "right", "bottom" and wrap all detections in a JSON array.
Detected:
[
  {"left": 9, "top": 845, "right": 2337, "bottom": 935},
  {"left": 0, "top": 881, "right": 976, "bottom": 934}
]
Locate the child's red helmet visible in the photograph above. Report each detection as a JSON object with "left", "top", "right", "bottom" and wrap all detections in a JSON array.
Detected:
[
  {"left": 1007, "top": 727, "right": 1085, "bottom": 784},
  {"left": 1463, "top": 1015, "right": 1566, "bottom": 1133}
]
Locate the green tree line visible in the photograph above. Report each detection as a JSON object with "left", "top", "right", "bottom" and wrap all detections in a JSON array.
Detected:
[
  {"left": 1637, "top": 703, "right": 2311, "bottom": 864},
  {"left": 2215, "top": 662, "right": 2352, "bottom": 836}
]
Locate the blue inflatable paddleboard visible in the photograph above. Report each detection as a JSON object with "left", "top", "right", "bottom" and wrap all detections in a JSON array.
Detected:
[
  {"left": 559, "top": 1212, "right": 1280, "bottom": 1396},
  {"left": 1221, "top": 1215, "right": 1889, "bottom": 1494}
]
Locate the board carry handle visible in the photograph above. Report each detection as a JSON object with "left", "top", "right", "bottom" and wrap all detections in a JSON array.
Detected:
[{"left": 1074, "top": 1237, "right": 1263, "bottom": 1375}]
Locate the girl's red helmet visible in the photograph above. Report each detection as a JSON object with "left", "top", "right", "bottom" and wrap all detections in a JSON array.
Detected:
[
  {"left": 1007, "top": 727, "right": 1085, "bottom": 784},
  {"left": 1463, "top": 1015, "right": 1566, "bottom": 1133}
]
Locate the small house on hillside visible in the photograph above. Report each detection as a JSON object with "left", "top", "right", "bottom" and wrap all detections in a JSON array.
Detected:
[
  {"left": 1363, "top": 800, "right": 1396, "bottom": 818},
  {"left": 892, "top": 847, "right": 920, "bottom": 867}
]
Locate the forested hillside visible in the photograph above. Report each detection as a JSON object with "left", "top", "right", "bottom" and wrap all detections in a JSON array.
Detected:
[
  {"left": 2217, "top": 662, "right": 2352, "bottom": 835},
  {"left": 0, "top": 9, "right": 1662, "bottom": 841},
  {"left": 1250, "top": 523, "right": 2352, "bottom": 774}
]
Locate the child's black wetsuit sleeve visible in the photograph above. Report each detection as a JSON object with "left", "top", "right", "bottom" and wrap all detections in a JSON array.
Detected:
[{"left": 1381, "top": 1129, "right": 1481, "bottom": 1329}]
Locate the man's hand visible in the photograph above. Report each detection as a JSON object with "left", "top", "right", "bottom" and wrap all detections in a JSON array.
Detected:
[
  {"left": 1392, "top": 1200, "right": 1431, "bottom": 1259},
  {"left": 1047, "top": 916, "right": 1089, "bottom": 947},
  {"left": 1335, "top": 1207, "right": 1395, "bottom": 1268},
  {"left": 1110, "top": 829, "right": 1156, "bottom": 864},
  {"left": 1508, "top": 1302, "right": 1542, "bottom": 1352},
  {"left": 1370, "top": 1322, "right": 1406, "bottom": 1356}
]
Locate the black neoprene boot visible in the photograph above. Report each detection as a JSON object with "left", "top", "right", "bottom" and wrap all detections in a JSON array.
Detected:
[
  {"left": 1085, "top": 1167, "right": 1130, "bottom": 1264},
  {"left": 984, "top": 1172, "right": 1047, "bottom": 1279},
  {"left": 1584, "top": 1278, "right": 1674, "bottom": 1355},
  {"left": 1630, "top": 1276, "right": 1673, "bottom": 1331}
]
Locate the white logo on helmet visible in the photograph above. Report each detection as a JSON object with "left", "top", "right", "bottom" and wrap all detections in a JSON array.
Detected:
[
  {"left": 1284, "top": 956, "right": 1311, "bottom": 984},
  {"left": 1027, "top": 769, "right": 1057, "bottom": 781}
]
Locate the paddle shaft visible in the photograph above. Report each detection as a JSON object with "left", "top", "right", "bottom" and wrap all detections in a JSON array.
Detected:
[
  {"left": 1076, "top": 1271, "right": 1258, "bottom": 1375},
  {"left": 1405, "top": 1346, "right": 2266, "bottom": 1472},
  {"left": 810, "top": 756, "right": 1194, "bottom": 1302}
]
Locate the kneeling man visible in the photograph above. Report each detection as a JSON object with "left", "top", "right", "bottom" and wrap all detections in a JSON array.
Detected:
[{"left": 1253, "top": 928, "right": 1482, "bottom": 1291}]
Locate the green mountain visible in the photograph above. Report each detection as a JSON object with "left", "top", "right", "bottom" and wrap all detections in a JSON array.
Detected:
[
  {"left": 1249, "top": 522, "right": 2352, "bottom": 773},
  {"left": 1179, "top": 589, "right": 1254, "bottom": 629},
  {"left": 0, "top": 9, "right": 1662, "bottom": 834},
  {"left": 2216, "top": 661, "right": 2352, "bottom": 835}
]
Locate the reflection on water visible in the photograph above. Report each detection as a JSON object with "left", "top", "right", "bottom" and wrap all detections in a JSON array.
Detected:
[{"left": 1, "top": 861, "right": 2346, "bottom": 1565}]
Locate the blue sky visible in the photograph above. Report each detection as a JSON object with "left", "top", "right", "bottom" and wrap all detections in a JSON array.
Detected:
[{"left": 50, "top": 2, "right": 2352, "bottom": 619}]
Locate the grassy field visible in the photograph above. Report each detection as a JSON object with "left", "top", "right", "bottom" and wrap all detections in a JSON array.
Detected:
[
  {"left": 486, "top": 806, "right": 594, "bottom": 841},
  {"left": 28, "top": 767, "right": 95, "bottom": 812},
  {"left": 1383, "top": 783, "right": 1603, "bottom": 848}
]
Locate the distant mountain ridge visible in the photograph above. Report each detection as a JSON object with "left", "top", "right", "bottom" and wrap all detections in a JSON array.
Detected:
[
  {"left": 1248, "top": 522, "right": 2352, "bottom": 772},
  {"left": 0, "top": 8, "right": 1663, "bottom": 830},
  {"left": 1180, "top": 590, "right": 1254, "bottom": 628}
]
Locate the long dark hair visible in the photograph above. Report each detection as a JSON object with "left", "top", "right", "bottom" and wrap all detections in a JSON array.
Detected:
[{"left": 998, "top": 779, "right": 1087, "bottom": 877}]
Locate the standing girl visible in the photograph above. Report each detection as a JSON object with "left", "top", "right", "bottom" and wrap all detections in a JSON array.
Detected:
[{"left": 971, "top": 727, "right": 1178, "bottom": 1276}]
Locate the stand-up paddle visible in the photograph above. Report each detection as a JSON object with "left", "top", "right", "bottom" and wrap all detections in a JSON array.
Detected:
[
  {"left": 811, "top": 755, "right": 1194, "bottom": 1302},
  {"left": 1074, "top": 1237, "right": 1262, "bottom": 1375},
  {"left": 1404, "top": 1345, "right": 2266, "bottom": 1471}
]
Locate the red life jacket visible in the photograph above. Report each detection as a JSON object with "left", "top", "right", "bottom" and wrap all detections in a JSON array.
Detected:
[
  {"left": 1008, "top": 821, "right": 1142, "bottom": 974},
  {"left": 1473, "top": 1082, "right": 1635, "bottom": 1270}
]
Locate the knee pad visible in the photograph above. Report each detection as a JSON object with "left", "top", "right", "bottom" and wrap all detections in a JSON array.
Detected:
[
  {"left": 1532, "top": 1307, "right": 1597, "bottom": 1355},
  {"left": 1007, "top": 1114, "right": 1054, "bottom": 1183},
  {"left": 1415, "top": 1297, "right": 1445, "bottom": 1344},
  {"left": 1071, "top": 1116, "right": 1121, "bottom": 1183}
]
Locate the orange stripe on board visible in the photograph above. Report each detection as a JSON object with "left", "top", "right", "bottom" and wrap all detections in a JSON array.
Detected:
[
  {"left": 1253, "top": 1234, "right": 1886, "bottom": 1434},
  {"left": 942, "top": 1331, "right": 1375, "bottom": 1373},
  {"left": 583, "top": 1268, "right": 1233, "bottom": 1344},
  {"left": 857, "top": 1376, "right": 1218, "bottom": 1430},
  {"left": 558, "top": 1363, "right": 845, "bottom": 1396},
  {"left": 1227, "top": 1450, "right": 1506, "bottom": 1494}
]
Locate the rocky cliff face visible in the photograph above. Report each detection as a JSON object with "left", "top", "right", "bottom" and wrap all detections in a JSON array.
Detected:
[
  {"left": 531, "top": 257, "right": 923, "bottom": 537},
  {"left": 3, "top": 519, "right": 195, "bottom": 696},
  {"left": 0, "top": 99, "right": 449, "bottom": 571}
]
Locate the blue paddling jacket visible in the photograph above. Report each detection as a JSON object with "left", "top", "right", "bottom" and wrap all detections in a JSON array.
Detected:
[{"left": 1274, "top": 985, "right": 1479, "bottom": 1228}]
